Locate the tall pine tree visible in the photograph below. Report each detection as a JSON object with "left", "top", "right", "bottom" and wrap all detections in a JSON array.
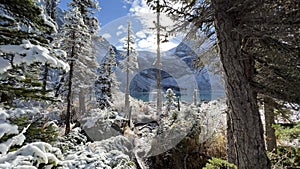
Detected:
[
  {"left": 59, "top": 6, "right": 91, "bottom": 134},
  {"left": 69, "top": 0, "right": 99, "bottom": 113},
  {"left": 95, "top": 46, "right": 117, "bottom": 109},
  {"left": 58, "top": 0, "right": 100, "bottom": 134}
]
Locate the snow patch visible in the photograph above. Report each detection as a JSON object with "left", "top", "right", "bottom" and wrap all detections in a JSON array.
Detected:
[{"left": 0, "top": 40, "right": 69, "bottom": 72}]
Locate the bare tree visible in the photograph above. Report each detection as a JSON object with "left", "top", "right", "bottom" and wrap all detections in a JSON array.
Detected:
[{"left": 120, "top": 22, "right": 138, "bottom": 118}]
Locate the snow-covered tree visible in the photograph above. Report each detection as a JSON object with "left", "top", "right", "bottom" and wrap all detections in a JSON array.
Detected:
[
  {"left": 59, "top": 5, "right": 93, "bottom": 134},
  {"left": 164, "top": 88, "right": 177, "bottom": 112},
  {"left": 120, "top": 22, "right": 138, "bottom": 117},
  {"left": 68, "top": 0, "right": 99, "bottom": 113},
  {"left": 0, "top": 0, "right": 68, "bottom": 105},
  {"left": 95, "top": 60, "right": 110, "bottom": 109},
  {"left": 57, "top": 0, "right": 100, "bottom": 134},
  {"left": 95, "top": 47, "right": 117, "bottom": 109},
  {"left": 38, "top": 0, "right": 60, "bottom": 20},
  {"left": 0, "top": 108, "right": 63, "bottom": 168},
  {"left": 68, "top": 0, "right": 99, "bottom": 35}
]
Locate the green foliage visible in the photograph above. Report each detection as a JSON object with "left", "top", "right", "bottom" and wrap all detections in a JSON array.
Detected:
[
  {"left": 269, "top": 146, "right": 300, "bottom": 168},
  {"left": 274, "top": 123, "right": 300, "bottom": 143},
  {"left": 95, "top": 47, "right": 117, "bottom": 109},
  {"left": 0, "top": 0, "right": 60, "bottom": 105},
  {"left": 10, "top": 116, "right": 59, "bottom": 145},
  {"left": 55, "top": 127, "right": 87, "bottom": 153},
  {"left": 204, "top": 158, "right": 237, "bottom": 169},
  {"left": 0, "top": 66, "right": 56, "bottom": 104},
  {"left": 269, "top": 123, "right": 300, "bottom": 168},
  {"left": 0, "top": 0, "right": 55, "bottom": 45}
]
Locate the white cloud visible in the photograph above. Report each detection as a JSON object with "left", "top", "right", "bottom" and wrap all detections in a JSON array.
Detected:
[
  {"left": 136, "top": 33, "right": 178, "bottom": 52},
  {"left": 128, "top": 0, "right": 174, "bottom": 30},
  {"left": 100, "top": 0, "right": 183, "bottom": 53},
  {"left": 126, "top": 0, "right": 180, "bottom": 52},
  {"left": 102, "top": 33, "right": 111, "bottom": 39}
]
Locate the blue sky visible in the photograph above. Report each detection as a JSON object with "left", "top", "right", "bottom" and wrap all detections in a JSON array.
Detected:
[
  {"left": 59, "top": 0, "right": 131, "bottom": 26},
  {"left": 58, "top": 0, "right": 182, "bottom": 52},
  {"left": 98, "top": 1, "right": 131, "bottom": 26}
]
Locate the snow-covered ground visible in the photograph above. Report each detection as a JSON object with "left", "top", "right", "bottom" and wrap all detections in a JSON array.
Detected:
[
  {"left": 0, "top": 107, "right": 136, "bottom": 169},
  {"left": 2, "top": 97, "right": 298, "bottom": 168},
  {"left": 81, "top": 97, "right": 227, "bottom": 159}
]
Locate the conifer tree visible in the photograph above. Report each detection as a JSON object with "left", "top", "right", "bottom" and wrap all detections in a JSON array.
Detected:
[
  {"left": 147, "top": 0, "right": 299, "bottom": 168},
  {"left": 68, "top": 0, "right": 99, "bottom": 35},
  {"left": 164, "top": 88, "right": 177, "bottom": 112},
  {"left": 58, "top": 0, "right": 100, "bottom": 134},
  {"left": 68, "top": 0, "right": 99, "bottom": 110},
  {"left": 59, "top": 6, "right": 91, "bottom": 134},
  {"left": 0, "top": 0, "right": 67, "bottom": 105},
  {"left": 95, "top": 46, "right": 117, "bottom": 109},
  {"left": 43, "top": 0, "right": 60, "bottom": 20}
]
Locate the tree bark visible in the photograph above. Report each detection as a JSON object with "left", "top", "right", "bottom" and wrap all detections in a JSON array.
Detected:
[
  {"left": 264, "top": 96, "right": 277, "bottom": 152},
  {"left": 156, "top": 1, "right": 162, "bottom": 114},
  {"left": 65, "top": 59, "right": 74, "bottom": 135},
  {"left": 65, "top": 28, "right": 76, "bottom": 135},
  {"left": 42, "top": 63, "right": 49, "bottom": 94},
  {"left": 125, "top": 22, "right": 130, "bottom": 118},
  {"left": 212, "top": 0, "right": 271, "bottom": 168},
  {"left": 79, "top": 87, "right": 86, "bottom": 116}
]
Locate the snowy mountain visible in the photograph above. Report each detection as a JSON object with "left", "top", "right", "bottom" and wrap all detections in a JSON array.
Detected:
[
  {"left": 93, "top": 37, "right": 225, "bottom": 103},
  {"left": 55, "top": 7, "right": 224, "bottom": 103},
  {"left": 55, "top": 7, "right": 65, "bottom": 28}
]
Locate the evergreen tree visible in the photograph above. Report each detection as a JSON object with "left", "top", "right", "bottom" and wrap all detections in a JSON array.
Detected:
[
  {"left": 0, "top": 0, "right": 68, "bottom": 105},
  {"left": 59, "top": 6, "right": 91, "bottom": 134},
  {"left": 68, "top": 0, "right": 99, "bottom": 104},
  {"left": 145, "top": 0, "right": 299, "bottom": 168},
  {"left": 95, "top": 47, "right": 117, "bottom": 109},
  {"left": 69, "top": 36, "right": 98, "bottom": 93},
  {"left": 0, "top": 0, "right": 56, "bottom": 45},
  {"left": 120, "top": 22, "right": 138, "bottom": 116},
  {"left": 41, "top": 0, "right": 60, "bottom": 20},
  {"left": 58, "top": 0, "right": 100, "bottom": 134},
  {"left": 68, "top": 0, "right": 99, "bottom": 35},
  {"left": 164, "top": 88, "right": 177, "bottom": 112}
]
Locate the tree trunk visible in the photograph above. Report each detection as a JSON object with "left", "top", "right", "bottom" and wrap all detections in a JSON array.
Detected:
[
  {"left": 79, "top": 87, "right": 86, "bottom": 117},
  {"left": 264, "top": 96, "right": 277, "bottom": 152},
  {"left": 42, "top": 63, "right": 49, "bottom": 94},
  {"left": 212, "top": 0, "right": 271, "bottom": 168},
  {"left": 156, "top": 1, "right": 162, "bottom": 114},
  {"left": 125, "top": 22, "right": 131, "bottom": 118},
  {"left": 65, "top": 59, "right": 74, "bottom": 135}
]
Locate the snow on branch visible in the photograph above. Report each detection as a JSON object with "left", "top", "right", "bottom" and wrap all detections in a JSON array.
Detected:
[{"left": 0, "top": 40, "right": 69, "bottom": 73}]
